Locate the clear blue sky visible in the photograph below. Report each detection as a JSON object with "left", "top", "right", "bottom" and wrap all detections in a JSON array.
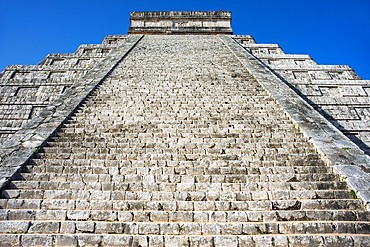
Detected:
[{"left": 1, "top": 0, "right": 369, "bottom": 79}]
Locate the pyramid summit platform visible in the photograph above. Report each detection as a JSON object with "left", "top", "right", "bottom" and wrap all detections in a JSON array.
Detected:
[
  {"left": 0, "top": 11, "right": 369, "bottom": 246},
  {"left": 128, "top": 11, "right": 233, "bottom": 34}
]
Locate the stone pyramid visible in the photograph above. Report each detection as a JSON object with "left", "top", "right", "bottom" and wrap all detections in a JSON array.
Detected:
[{"left": 0, "top": 11, "right": 369, "bottom": 246}]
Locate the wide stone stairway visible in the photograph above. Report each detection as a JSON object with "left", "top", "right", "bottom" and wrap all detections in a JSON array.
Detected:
[{"left": 0, "top": 35, "right": 369, "bottom": 246}]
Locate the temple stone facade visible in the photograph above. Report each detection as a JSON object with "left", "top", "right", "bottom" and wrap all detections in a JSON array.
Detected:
[
  {"left": 0, "top": 11, "right": 369, "bottom": 246},
  {"left": 129, "top": 11, "right": 233, "bottom": 34}
]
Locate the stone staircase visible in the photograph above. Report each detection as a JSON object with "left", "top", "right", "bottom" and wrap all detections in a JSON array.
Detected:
[{"left": 0, "top": 35, "right": 369, "bottom": 246}]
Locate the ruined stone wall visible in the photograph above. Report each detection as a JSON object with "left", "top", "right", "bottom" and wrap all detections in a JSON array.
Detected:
[
  {"left": 0, "top": 35, "right": 128, "bottom": 143},
  {"left": 234, "top": 36, "right": 370, "bottom": 154}
]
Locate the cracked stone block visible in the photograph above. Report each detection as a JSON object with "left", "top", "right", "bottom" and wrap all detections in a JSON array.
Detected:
[
  {"left": 102, "top": 235, "right": 132, "bottom": 246},
  {"left": 95, "top": 222, "right": 123, "bottom": 234},
  {"left": 214, "top": 236, "right": 238, "bottom": 247},
  {"left": 164, "top": 236, "right": 188, "bottom": 247},
  {"left": 287, "top": 236, "right": 324, "bottom": 246},
  {"left": 60, "top": 221, "right": 76, "bottom": 234},
  {"left": 77, "top": 235, "right": 103, "bottom": 247},
  {"left": 132, "top": 236, "right": 148, "bottom": 247},
  {"left": 0, "top": 221, "right": 29, "bottom": 233},
  {"left": 67, "top": 210, "right": 90, "bottom": 220},
  {"left": 28, "top": 221, "right": 60, "bottom": 233},
  {"left": 118, "top": 211, "right": 133, "bottom": 221},
  {"left": 352, "top": 236, "right": 370, "bottom": 246},
  {"left": 35, "top": 209, "right": 67, "bottom": 220},
  {"left": 138, "top": 223, "right": 160, "bottom": 235},
  {"left": 21, "top": 235, "right": 53, "bottom": 247},
  {"left": 76, "top": 221, "right": 95, "bottom": 233},
  {"left": 149, "top": 236, "right": 164, "bottom": 247},
  {"left": 55, "top": 235, "right": 78, "bottom": 246}
]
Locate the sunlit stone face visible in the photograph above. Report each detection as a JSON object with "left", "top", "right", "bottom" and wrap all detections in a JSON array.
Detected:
[{"left": 128, "top": 11, "right": 233, "bottom": 34}]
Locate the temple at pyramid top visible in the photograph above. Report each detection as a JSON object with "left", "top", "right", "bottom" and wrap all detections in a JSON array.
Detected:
[{"left": 128, "top": 11, "right": 233, "bottom": 34}]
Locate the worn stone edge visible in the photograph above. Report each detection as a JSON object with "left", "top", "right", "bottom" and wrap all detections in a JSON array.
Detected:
[
  {"left": 0, "top": 34, "right": 144, "bottom": 190},
  {"left": 221, "top": 35, "right": 370, "bottom": 210}
]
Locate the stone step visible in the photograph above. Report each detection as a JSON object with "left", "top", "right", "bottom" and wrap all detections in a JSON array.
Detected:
[
  {"left": 25, "top": 161, "right": 331, "bottom": 175},
  {"left": 68, "top": 115, "right": 294, "bottom": 123},
  {"left": 49, "top": 136, "right": 312, "bottom": 146},
  {"left": 58, "top": 124, "right": 299, "bottom": 133},
  {"left": 1, "top": 189, "right": 353, "bottom": 201},
  {"left": 1, "top": 233, "right": 370, "bottom": 247},
  {"left": 54, "top": 151, "right": 319, "bottom": 161},
  {"left": 54, "top": 130, "right": 305, "bottom": 139},
  {"left": 29, "top": 155, "right": 328, "bottom": 167},
  {"left": 13, "top": 172, "right": 338, "bottom": 183},
  {"left": 65, "top": 117, "right": 292, "bottom": 124},
  {"left": 0, "top": 198, "right": 363, "bottom": 211},
  {"left": 74, "top": 101, "right": 283, "bottom": 107},
  {"left": 81, "top": 93, "right": 273, "bottom": 99},
  {"left": 34, "top": 154, "right": 322, "bottom": 165},
  {"left": 74, "top": 107, "right": 285, "bottom": 112},
  {"left": 59, "top": 118, "right": 299, "bottom": 126},
  {"left": 0, "top": 220, "right": 369, "bottom": 235},
  {"left": 73, "top": 107, "right": 287, "bottom": 113},
  {"left": 39, "top": 147, "right": 317, "bottom": 157},
  {"left": 69, "top": 112, "right": 291, "bottom": 118},
  {"left": 47, "top": 140, "right": 315, "bottom": 150},
  {"left": 61, "top": 117, "right": 295, "bottom": 126},
  {"left": 66, "top": 118, "right": 296, "bottom": 127},
  {"left": 74, "top": 101, "right": 284, "bottom": 108},
  {"left": 2, "top": 209, "right": 369, "bottom": 222},
  {"left": 34, "top": 151, "right": 323, "bottom": 163},
  {"left": 57, "top": 122, "right": 302, "bottom": 131},
  {"left": 6, "top": 180, "right": 348, "bottom": 192},
  {"left": 47, "top": 139, "right": 309, "bottom": 149}
]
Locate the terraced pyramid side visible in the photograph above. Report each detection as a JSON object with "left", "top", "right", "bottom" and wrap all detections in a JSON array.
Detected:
[
  {"left": 0, "top": 10, "right": 369, "bottom": 247},
  {"left": 0, "top": 35, "right": 369, "bottom": 246}
]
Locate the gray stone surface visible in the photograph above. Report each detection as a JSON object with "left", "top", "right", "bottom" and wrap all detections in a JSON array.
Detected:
[
  {"left": 234, "top": 36, "right": 370, "bottom": 155},
  {"left": 0, "top": 34, "right": 143, "bottom": 190},
  {"left": 222, "top": 35, "right": 370, "bottom": 209},
  {"left": 0, "top": 10, "right": 369, "bottom": 245},
  {"left": 0, "top": 221, "right": 29, "bottom": 233},
  {"left": 20, "top": 235, "right": 53, "bottom": 247},
  {"left": 55, "top": 235, "right": 78, "bottom": 246}
]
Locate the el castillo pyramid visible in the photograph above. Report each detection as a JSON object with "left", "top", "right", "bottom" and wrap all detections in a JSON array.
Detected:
[{"left": 0, "top": 11, "right": 369, "bottom": 246}]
